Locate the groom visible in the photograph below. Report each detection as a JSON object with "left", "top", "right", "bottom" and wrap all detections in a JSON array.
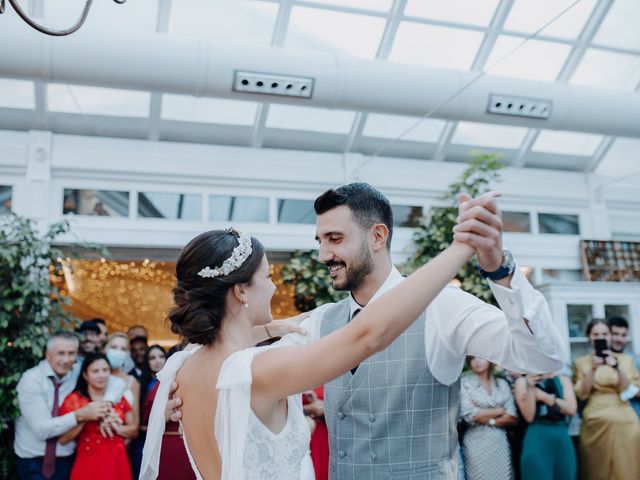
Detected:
[
  {"left": 170, "top": 182, "right": 564, "bottom": 479},
  {"left": 278, "top": 183, "right": 564, "bottom": 479}
]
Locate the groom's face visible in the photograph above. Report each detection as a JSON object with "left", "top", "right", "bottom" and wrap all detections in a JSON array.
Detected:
[{"left": 316, "top": 205, "right": 374, "bottom": 292}]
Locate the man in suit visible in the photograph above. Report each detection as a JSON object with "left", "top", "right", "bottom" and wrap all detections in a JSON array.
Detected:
[{"left": 279, "top": 183, "right": 564, "bottom": 479}]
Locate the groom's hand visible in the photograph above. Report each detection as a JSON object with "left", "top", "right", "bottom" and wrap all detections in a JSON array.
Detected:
[
  {"left": 453, "top": 191, "right": 504, "bottom": 273},
  {"left": 166, "top": 381, "right": 183, "bottom": 423}
]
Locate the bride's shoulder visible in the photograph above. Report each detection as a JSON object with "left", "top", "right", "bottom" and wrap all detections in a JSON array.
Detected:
[{"left": 217, "top": 347, "right": 270, "bottom": 389}]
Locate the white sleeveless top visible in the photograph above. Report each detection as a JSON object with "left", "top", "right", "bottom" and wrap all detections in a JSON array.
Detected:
[{"left": 139, "top": 345, "right": 314, "bottom": 480}]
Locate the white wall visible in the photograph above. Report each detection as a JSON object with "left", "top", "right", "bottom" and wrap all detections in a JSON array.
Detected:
[{"left": 1, "top": 129, "right": 639, "bottom": 277}]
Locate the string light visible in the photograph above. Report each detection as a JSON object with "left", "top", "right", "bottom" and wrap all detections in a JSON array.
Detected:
[{"left": 53, "top": 260, "right": 299, "bottom": 344}]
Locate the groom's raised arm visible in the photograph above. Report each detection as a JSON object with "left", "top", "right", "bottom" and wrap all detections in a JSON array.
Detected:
[{"left": 426, "top": 268, "right": 566, "bottom": 385}]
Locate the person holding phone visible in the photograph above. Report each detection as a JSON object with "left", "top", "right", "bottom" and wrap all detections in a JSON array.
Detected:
[{"left": 573, "top": 319, "right": 640, "bottom": 480}]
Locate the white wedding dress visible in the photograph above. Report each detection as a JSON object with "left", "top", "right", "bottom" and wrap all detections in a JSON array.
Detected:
[{"left": 139, "top": 344, "right": 315, "bottom": 480}]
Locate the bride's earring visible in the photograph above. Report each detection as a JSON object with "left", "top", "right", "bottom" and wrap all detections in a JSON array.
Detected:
[{"left": 244, "top": 302, "right": 249, "bottom": 309}]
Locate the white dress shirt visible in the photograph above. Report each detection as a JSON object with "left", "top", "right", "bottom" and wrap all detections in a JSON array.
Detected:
[
  {"left": 280, "top": 265, "right": 566, "bottom": 386},
  {"left": 14, "top": 359, "right": 127, "bottom": 458}
]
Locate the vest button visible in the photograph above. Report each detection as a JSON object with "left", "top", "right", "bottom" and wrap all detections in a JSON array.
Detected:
[
  {"left": 369, "top": 415, "right": 375, "bottom": 423},
  {"left": 370, "top": 453, "right": 377, "bottom": 461},
  {"left": 338, "top": 450, "right": 347, "bottom": 458},
  {"left": 337, "top": 411, "right": 345, "bottom": 420}
]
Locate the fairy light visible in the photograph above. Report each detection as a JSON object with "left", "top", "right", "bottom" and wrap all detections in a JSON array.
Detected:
[{"left": 52, "top": 259, "right": 299, "bottom": 343}]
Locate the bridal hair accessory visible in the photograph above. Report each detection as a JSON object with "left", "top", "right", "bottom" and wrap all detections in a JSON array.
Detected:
[{"left": 197, "top": 228, "right": 253, "bottom": 278}]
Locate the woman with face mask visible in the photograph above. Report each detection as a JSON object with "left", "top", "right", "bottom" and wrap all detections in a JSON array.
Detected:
[
  {"left": 59, "top": 353, "right": 137, "bottom": 480},
  {"left": 104, "top": 332, "right": 140, "bottom": 443},
  {"left": 573, "top": 319, "right": 640, "bottom": 480}
]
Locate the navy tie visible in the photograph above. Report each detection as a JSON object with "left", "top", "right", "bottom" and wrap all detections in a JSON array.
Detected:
[{"left": 350, "top": 309, "right": 361, "bottom": 375}]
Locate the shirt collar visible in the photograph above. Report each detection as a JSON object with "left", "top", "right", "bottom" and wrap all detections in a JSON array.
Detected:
[
  {"left": 41, "top": 359, "right": 72, "bottom": 383},
  {"left": 348, "top": 266, "right": 404, "bottom": 318}
]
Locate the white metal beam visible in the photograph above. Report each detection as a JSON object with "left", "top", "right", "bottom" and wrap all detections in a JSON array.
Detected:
[
  {"left": 345, "top": 0, "right": 407, "bottom": 153},
  {"left": 148, "top": 0, "right": 173, "bottom": 141},
  {"left": 514, "top": 0, "right": 614, "bottom": 168},
  {"left": 251, "top": 0, "right": 294, "bottom": 148},
  {"left": 436, "top": 0, "right": 514, "bottom": 162}
]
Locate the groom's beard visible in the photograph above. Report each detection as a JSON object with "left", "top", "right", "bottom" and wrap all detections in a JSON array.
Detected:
[{"left": 332, "top": 242, "right": 374, "bottom": 292}]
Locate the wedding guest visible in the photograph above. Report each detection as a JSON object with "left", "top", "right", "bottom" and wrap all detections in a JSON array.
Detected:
[
  {"left": 609, "top": 316, "right": 640, "bottom": 418},
  {"left": 515, "top": 373, "right": 577, "bottom": 480},
  {"left": 59, "top": 353, "right": 137, "bottom": 480},
  {"left": 132, "top": 345, "right": 167, "bottom": 479},
  {"left": 460, "top": 357, "right": 518, "bottom": 480},
  {"left": 303, "top": 387, "right": 329, "bottom": 480},
  {"left": 104, "top": 333, "right": 140, "bottom": 440},
  {"left": 14, "top": 332, "right": 110, "bottom": 480},
  {"left": 573, "top": 319, "right": 640, "bottom": 480}
]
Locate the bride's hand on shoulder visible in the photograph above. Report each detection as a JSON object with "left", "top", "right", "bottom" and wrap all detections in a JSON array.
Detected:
[{"left": 265, "top": 312, "right": 310, "bottom": 338}]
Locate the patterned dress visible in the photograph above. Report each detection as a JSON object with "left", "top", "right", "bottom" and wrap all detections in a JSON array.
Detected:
[{"left": 460, "top": 373, "right": 516, "bottom": 480}]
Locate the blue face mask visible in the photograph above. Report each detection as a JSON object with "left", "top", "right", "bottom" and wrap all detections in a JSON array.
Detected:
[{"left": 105, "top": 348, "right": 129, "bottom": 370}]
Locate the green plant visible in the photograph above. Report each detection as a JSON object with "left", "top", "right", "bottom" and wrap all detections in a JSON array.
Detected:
[
  {"left": 404, "top": 152, "right": 505, "bottom": 303},
  {"left": 281, "top": 250, "right": 347, "bottom": 311},
  {"left": 0, "top": 213, "right": 106, "bottom": 477}
]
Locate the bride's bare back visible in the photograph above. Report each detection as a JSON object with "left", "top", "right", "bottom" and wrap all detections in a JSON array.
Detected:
[
  {"left": 176, "top": 347, "right": 224, "bottom": 480},
  {"left": 176, "top": 345, "right": 290, "bottom": 480}
]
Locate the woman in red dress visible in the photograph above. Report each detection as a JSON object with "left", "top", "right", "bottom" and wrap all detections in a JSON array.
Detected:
[
  {"left": 142, "top": 380, "right": 196, "bottom": 479},
  {"left": 59, "top": 353, "right": 136, "bottom": 480},
  {"left": 303, "top": 386, "right": 329, "bottom": 480}
]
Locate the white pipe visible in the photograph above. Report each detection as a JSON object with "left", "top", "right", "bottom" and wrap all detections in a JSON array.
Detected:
[{"left": 2, "top": 19, "right": 639, "bottom": 137}]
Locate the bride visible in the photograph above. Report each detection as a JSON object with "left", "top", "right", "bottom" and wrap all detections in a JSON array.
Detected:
[{"left": 140, "top": 227, "right": 473, "bottom": 479}]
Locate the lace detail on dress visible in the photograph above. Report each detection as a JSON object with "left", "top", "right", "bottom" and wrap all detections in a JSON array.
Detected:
[{"left": 243, "top": 396, "right": 311, "bottom": 480}]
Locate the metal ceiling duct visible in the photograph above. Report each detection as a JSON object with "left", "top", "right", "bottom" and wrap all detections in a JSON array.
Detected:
[{"left": 1, "top": 19, "right": 639, "bottom": 137}]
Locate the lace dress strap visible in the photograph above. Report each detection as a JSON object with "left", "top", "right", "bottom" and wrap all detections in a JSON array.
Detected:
[{"left": 215, "top": 346, "right": 266, "bottom": 480}]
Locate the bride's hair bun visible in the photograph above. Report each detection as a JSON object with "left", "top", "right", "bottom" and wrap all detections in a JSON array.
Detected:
[{"left": 168, "top": 230, "right": 265, "bottom": 345}]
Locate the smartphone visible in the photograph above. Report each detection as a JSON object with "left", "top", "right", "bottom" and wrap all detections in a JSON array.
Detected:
[{"left": 594, "top": 338, "right": 608, "bottom": 358}]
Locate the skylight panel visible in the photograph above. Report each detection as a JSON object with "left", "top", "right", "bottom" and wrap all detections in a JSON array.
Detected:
[
  {"left": 266, "top": 105, "right": 356, "bottom": 134},
  {"left": 306, "top": 0, "right": 392, "bottom": 12},
  {"left": 47, "top": 84, "right": 150, "bottom": 117},
  {"left": 362, "top": 114, "right": 445, "bottom": 142},
  {"left": 532, "top": 130, "right": 603, "bottom": 156},
  {"left": 596, "top": 137, "right": 640, "bottom": 177},
  {"left": 570, "top": 49, "right": 640, "bottom": 91},
  {"left": 161, "top": 95, "right": 258, "bottom": 125},
  {"left": 170, "top": 0, "right": 277, "bottom": 45},
  {"left": 286, "top": 6, "right": 386, "bottom": 58},
  {"left": 0, "top": 78, "right": 35, "bottom": 109},
  {"left": 405, "top": 0, "right": 499, "bottom": 27},
  {"left": 593, "top": 0, "right": 640, "bottom": 51},
  {"left": 452, "top": 122, "right": 528, "bottom": 149},
  {"left": 390, "top": 23, "right": 484, "bottom": 70},
  {"left": 44, "top": 0, "right": 158, "bottom": 32},
  {"left": 485, "top": 36, "right": 572, "bottom": 81},
  {"left": 503, "top": 0, "right": 596, "bottom": 40}
]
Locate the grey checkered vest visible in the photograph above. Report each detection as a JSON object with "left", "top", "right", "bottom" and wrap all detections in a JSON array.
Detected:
[{"left": 321, "top": 299, "right": 460, "bottom": 480}]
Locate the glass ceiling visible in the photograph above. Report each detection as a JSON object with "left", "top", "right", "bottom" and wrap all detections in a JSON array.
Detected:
[{"left": 0, "top": 0, "right": 639, "bottom": 177}]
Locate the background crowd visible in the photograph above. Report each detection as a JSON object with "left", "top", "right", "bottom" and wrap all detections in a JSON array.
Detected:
[{"left": 12, "top": 315, "right": 640, "bottom": 480}]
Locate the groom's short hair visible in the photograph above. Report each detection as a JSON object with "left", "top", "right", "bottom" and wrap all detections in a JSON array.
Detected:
[{"left": 314, "top": 182, "right": 393, "bottom": 250}]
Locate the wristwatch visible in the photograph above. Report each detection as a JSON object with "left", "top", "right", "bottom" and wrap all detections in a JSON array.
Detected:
[
  {"left": 488, "top": 418, "right": 496, "bottom": 427},
  {"left": 478, "top": 249, "right": 515, "bottom": 281}
]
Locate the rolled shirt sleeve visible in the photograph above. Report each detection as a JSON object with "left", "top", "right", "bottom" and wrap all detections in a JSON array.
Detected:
[
  {"left": 16, "top": 371, "right": 78, "bottom": 441},
  {"left": 426, "top": 267, "right": 566, "bottom": 385}
]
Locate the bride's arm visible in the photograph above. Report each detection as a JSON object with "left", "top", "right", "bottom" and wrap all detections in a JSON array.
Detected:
[{"left": 252, "top": 242, "right": 474, "bottom": 401}]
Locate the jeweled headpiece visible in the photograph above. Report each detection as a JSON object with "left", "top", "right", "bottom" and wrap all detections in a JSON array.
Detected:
[{"left": 197, "top": 228, "right": 253, "bottom": 278}]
